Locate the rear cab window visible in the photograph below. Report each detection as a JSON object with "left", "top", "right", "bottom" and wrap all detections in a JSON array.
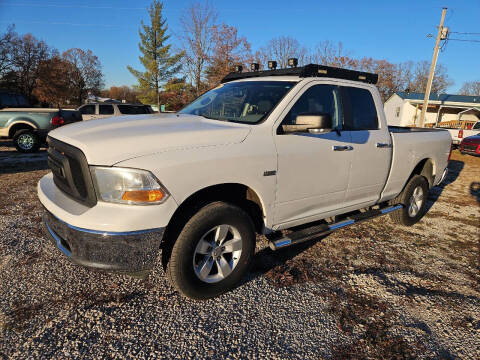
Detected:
[{"left": 341, "top": 87, "right": 378, "bottom": 130}]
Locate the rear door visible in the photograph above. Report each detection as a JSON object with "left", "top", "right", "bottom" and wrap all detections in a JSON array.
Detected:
[{"left": 340, "top": 85, "right": 392, "bottom": 207}]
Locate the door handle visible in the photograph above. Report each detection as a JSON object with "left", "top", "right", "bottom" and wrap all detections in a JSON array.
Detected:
[
  {"left": 332, "top": 145, "right": 353, "bottom": 151},
  {"left": 376, "top": 142, "right": 392, "bottom": 148}
]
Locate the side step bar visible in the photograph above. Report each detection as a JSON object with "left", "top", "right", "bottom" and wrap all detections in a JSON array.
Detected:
[{"left": 269, "top": 204, "right": 403, "bottom": 250}]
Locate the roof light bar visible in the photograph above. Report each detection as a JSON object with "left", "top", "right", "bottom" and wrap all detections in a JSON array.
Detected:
[{"left": 221, "top": 63, "right": 379, "bottom": 85}]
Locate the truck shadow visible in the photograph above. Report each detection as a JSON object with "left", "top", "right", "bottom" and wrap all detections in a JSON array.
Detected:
[
  {"left": 240, "top": 234, "right": 329, "bottom": 287},
  {"left": 0, "top": 141, "right": 49, "bottom": 174},
  {"left": 426, "top": 159, "right": 464, "bottom": 212}
]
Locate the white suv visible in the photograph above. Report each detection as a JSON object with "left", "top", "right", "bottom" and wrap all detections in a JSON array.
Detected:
[{"left": 78, "top": 103, "right": 154, "bottom": 121}]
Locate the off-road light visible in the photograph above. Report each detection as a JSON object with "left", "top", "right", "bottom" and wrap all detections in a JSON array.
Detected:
[
  {"left": 234, "top": 65, "right": 243, "bottom": 72},
  {"left": 250, "top": 63, "right": 259, "bottom": 71},
  {"left": 288, "top": 58, "right": 298, "bottom": 67},
  {"left": 268, "top": 61, "right": 277, "bottom": 70}
]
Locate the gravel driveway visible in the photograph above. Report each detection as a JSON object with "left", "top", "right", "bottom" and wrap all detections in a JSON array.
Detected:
[{"left": 0, "top": 139, "right": 479, "bottom": 359}]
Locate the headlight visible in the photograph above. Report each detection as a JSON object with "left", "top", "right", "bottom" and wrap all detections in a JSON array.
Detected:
[{"left": 90, "top": 166, "right": 169, "bottom": 205}]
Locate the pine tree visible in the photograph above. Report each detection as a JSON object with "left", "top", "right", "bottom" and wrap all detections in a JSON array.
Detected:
[{"left": 127, "top": 0, "right": 183, "bottom": 109}]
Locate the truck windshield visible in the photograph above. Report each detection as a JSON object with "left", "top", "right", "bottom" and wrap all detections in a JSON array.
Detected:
[{"left": 179, "top": 81, "right": 295, "bottom": 124}]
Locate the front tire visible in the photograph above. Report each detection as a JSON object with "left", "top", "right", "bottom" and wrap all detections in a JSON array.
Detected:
[
  {"left": 390, "top": 175, "right": 429, "bottom": 226},
  {"left": 166, "top": 201, "right": 256, "bottom": 300},
  {"left": 13, "top": 129, "right": 40, "bottom": 153}
]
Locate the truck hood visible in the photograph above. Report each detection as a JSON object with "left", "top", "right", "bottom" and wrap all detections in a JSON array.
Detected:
[{"left": 48, "top": 113, "right": 251, "bottom": 165}]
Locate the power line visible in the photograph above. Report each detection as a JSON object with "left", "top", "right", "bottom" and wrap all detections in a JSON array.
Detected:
[
  {"left": 0, "top": 2, "right": 147, "bottom": 10},
  {"left": 448, "top": 38, "right": 480, "bottom": 43},
  {"left": 449, "top": 31, "right": 480, "bottom": 35}
]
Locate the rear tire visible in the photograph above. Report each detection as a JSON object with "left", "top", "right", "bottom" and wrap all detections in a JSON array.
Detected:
[
  {"left": 166, "top": 201, "right": 256, "bottom": 300},
  {"left": 389, "top": 175, "right": 429, "bottom": 226},
  {"left": 13, "top": 129, "right": 40, "bottom": 153}
]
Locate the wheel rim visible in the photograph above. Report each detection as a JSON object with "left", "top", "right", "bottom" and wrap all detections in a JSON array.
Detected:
[
  {"left": 17, "top": 134, "right": 34, "bottom": 150},
  {"left": 193, "top": 224, "right": 243, "bottom": 283},
  {"left": 408, "top": 186, "right": 424, "bottom": 217}
]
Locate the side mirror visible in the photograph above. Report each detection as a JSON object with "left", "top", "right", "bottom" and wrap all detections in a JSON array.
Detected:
[{"left": 282, "top": 113, "right": 333, "bottom": 134}]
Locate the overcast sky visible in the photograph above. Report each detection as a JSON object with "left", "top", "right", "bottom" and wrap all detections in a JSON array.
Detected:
[{"left": 1, "top": 0, "right": 478, "bottom": 92}]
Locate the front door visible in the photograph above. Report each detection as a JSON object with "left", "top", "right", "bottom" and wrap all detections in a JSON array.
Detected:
[{"left": 274, "top": 83, "right": 353, "bottom": 226}]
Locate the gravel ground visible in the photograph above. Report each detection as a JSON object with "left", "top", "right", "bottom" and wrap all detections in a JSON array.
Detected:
[{"left": 0, "top": 139, "right": 479, "bottom": 359}]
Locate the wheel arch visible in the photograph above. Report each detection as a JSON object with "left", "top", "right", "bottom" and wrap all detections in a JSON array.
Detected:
[
  {"left": 160, "top": 183, "right": 266, "bottom": 270},
  {"left": 410, "top": 158, "right": 435, "bottom": 188},
  {"left": 8, "top": 121, "right": 37, "bottom": 138}
]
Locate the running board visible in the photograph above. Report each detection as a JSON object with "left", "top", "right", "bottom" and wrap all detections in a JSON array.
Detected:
[{"left": 269, "top": 204, "right": 403, "bottom": 250}]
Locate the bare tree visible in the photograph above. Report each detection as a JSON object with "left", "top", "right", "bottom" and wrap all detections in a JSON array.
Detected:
[
  {"left": 257, "top": 36, "right": 308, "bottom": 68},
  {"left": 0, "top": 25, "right": 18, "bottom": 80},
  {"left": 309, "top": 41, "right": 356, "bottom": 68},
  {"left": 205, "top": 24, "right": 251, "bottom": 87},
  {"left": 63, "top": 48, "right": 104, "bottom": 105},
  {"left": 11, "top": 33, "right": 53, "bottom": 101},
  {"left": 458, "top": 81, "right": 480, "bottom": 96},
  {"left": 407, "top": 60, "right": 452, "bottom": 94},
  {"left": 180, "top": 1, "right": 217, "bottom": 95}
]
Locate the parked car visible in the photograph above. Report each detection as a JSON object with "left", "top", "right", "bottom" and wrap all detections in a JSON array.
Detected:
[
  {"left": 0, "top": 91, "right": 82, "bottom": 152},
  {"left": 444, "top": 121, "right": 480, "bottom": 146},
  {"left": 38, "top": 63, "right": 451, "bottom": 299},
  {"left": 460, "top": 134, "right": 480, "bottom": 156},
  {"left": 78, "top": 103, "right": 154, "bottom": 120}
]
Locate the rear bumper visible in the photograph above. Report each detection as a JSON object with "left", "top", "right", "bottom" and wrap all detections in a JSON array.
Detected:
[{"left": 43, "top": 209, "right": 164, "bottom": 273}]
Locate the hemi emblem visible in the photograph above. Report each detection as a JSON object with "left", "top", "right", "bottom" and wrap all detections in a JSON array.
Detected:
[{"left": 263, "top": 170, "right": 277, "bottom": 176}]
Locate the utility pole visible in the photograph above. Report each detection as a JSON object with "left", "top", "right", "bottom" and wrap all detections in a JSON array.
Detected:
[{"left": 418, "top": 7, "right": 447, "bottom": 128}]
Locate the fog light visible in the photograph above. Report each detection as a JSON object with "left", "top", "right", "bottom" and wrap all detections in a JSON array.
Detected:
[
  {"left": 288, "top": 58, "right": 298, "bottom": 67},
  {"left": 234, "top": 65, "right": 243, "bottom": 72},
  {"left": 250, "top": 63, "right": 259, "bottom": 71}
]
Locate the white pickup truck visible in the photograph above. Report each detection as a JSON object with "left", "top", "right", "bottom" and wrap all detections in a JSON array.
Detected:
[
  {"left": 444, "top": 121, "right": 480, "bottom": 146},
  {"left": 38, "top": 64, "right": 451, "bottom": 299}
]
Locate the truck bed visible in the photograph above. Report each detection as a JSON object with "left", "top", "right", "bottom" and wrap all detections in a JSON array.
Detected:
[
  {"left": 380, "top": 126, "right": 451, "bottom": 202},
  {"left": 388, "top": 126, "right": 448, "bottom": 133}
]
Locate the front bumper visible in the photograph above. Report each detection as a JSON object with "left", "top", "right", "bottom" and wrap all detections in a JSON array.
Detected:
[{"left": 43, "top": 209, "right": 164, "bottom": 273}]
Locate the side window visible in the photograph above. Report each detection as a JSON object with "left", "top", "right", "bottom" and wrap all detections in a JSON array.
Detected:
[
  {"left": 282, "top": 84, "right": 341, "bottom": 128},
  {"left": 341, "top": 87, "right": 378, "bottom": 130},
  {"left": 473, "top": 122, "right": 480, "bottom": 130},
  {"left": 79, "top": 104, "right": 95, "bottom": 115},
  {"left": 99, "top": 104, "right": 114, "bottom": 115},
  {"left": 118, "top": 105, "right": 149, "bottom": 114}
]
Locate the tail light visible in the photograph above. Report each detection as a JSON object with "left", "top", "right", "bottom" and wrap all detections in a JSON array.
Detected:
[
  {"left": 476, "top": 145, "right": 480, "bottom": 154},
  {"left": 458, "top": 129, "right": 463, "bottom": 139},
  {"left": 51, "top": 116, "right": 64, "bottom": 126}
]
